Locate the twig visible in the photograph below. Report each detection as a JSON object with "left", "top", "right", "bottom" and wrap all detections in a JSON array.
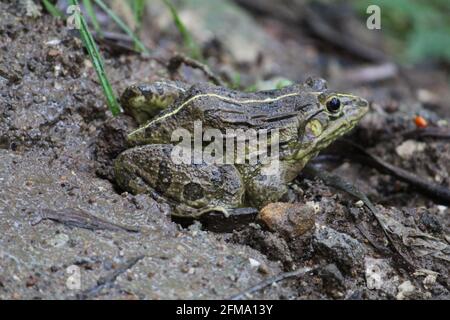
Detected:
[
  {"left": 77, "top": 255, "right": 144, "bottom": 299},
  {"left": 302, "top": 5, "right": 387, "bottom": 63},
  {"left": 229, "top": 266, "right": 316, "bottom": 300},
  {"left": 167, "top": 53, "right": 225, "bottom": 87},
  {"left": 235, "top": 0, "right": 387, "bottom": 63},
  {"left": 31, "top": 208, "right": 140, "bottom": 233},
  {"left": 303, "top": 165, "right": 417, "bottom": 271},
  {"left": 402, "top": 127, "right": 450, "bottom": 141},
  {"left": 340, "top": 63, "right": 398, "bottom": 84},
  {"left": 339, "top": 139, "right": 450, "bottom": 206}
]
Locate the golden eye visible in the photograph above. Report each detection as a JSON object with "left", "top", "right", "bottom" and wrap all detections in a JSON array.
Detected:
[{"left": 326, "top": 97, "right": 341, "bottom": 113}]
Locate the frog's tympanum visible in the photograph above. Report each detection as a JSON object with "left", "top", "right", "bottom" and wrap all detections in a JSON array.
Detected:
[{"left": 115, "top": 78, "right": 368, "bottom": 218}]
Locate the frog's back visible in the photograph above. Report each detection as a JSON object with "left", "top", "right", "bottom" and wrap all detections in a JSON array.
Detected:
[{"left": 127, "top": 81, "right": 322, "bottom": 146}]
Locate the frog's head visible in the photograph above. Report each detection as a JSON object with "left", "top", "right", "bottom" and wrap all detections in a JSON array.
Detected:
[{"left": 291, "top": 89, "right": 369, "bottom": 164}]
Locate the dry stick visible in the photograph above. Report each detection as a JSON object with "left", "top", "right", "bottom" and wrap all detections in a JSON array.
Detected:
[
  {"left": 303, "top": 165, "right": 417, "bottom": 272},
  {"left": 237, "top": 0, "right": 387, "bottom": 63},
  {"left": 303, "top": 4, "right": 421, "bottom": 95},
  {"left": 312, "top": 138, "right": 450, "bottom": 269},
  {"left": 340, "top": 63, "right": 398, "bottom": 84},
  {"left": 229, "top": 266, "right": 317, "bottom": 300},
  {"left": 302, "top": 5, "right": 387, "bottom": 63},
  {"left": 402, "top": 127, "right": 450, "bottom": 141},
  {"left": 77, "top": 255, "right": 144, "bottom": 299},
  {"left": 167, "top": 53, "right": 225, "bottom": 87},
  {"left": 236, "top": 1, "right": 416, "bottom": 95},
  {"left": 31, "top": 208, "right": 140, "bottom": 233},
  {"left": 340, "top": 139, "right": 450, "bottom": 206},
  {"left": 354, "top": 223, "right": 390, "bottom": 254}
]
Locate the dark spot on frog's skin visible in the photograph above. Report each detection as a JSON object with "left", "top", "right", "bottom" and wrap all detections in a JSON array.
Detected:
[
  {"left": 161, "top": 145, "right": 173, "bottom": 157},
  {"left": 145, "top": 127, "right": 153, "bottom": 138},
  {"left": 210, "top": 168, "right": 223, "bottom": 185},
  {"left": 183, "top": 182, "right": 204, "bottom": 201},
  {"left": 156, "top": 161, "right": 172, "bottom": 193}
]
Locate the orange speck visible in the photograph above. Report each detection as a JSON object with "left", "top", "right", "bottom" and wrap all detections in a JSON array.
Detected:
[{"left": 414, "top": 116, "right": 428, "bottom": 128}]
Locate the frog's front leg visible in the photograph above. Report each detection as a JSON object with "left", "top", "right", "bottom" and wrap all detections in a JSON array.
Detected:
[
  {"left": 120, "top": 81, "right": 189, "bottom": 124},
  {"left": 244, "top": 160, "right": 301, "bottom": 208}
]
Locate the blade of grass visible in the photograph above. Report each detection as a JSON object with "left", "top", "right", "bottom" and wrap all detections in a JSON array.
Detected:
[
  {"left": 162, "top": 0, "right": 202, "bottom": 60},
  {"left": 42, "top": 0, "right": 64, "bottom": 17},
  {"left": 93, "top": 0, "right": 150, "bottom": 54},
  {"left": 128, "top": 0, "right": 146, "bottom": 51},
  {"left": 131, "top": 0, "right": 146, "bottom": 32},
  {"left": 69, "top": 0, "right": 121, "bottom": 116},
  {"left": 82, "top": 0, "right": 103, "bottom": 37}
]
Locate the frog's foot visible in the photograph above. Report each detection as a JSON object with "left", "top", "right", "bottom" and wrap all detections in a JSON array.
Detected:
[
  {"left": 120, "top": 80, "right": 188, "bottom": 124},
  {"left": 172, "top": 204, "right": 233, "bottom": 220},
  {"left": 198, "top": 206, "right": 232, "bottom": 218}
]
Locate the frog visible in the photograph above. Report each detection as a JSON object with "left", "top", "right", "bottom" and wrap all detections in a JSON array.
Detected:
[{"left": 115, "top": 78, "right": 369, "bottom": 218}]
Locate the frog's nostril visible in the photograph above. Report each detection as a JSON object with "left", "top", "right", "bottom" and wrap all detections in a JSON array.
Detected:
[{"left": 355, "top": 99, "right": 368, "bottom": 108}]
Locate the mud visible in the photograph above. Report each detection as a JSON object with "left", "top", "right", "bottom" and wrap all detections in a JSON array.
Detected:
[{"left": 0, "top": 1, "right": 448, "bottom": 300}]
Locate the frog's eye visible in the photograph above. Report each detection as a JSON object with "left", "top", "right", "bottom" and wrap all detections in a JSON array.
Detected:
[{"left": 326, "top": 97, "right": 341, "bottom": 113}]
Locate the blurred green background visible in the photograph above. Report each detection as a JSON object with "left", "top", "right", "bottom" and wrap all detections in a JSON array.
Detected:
[{"left": 353, "top": 0, "right": 450, "bottom": 64}]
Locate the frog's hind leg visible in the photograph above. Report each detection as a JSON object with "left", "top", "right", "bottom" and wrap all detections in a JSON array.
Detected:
[
  {"left": 115, "top": 144, "right": 247, "bottom": 221},
  {"left": 120, "top": 80, "right": 188, "bottom": 124}
]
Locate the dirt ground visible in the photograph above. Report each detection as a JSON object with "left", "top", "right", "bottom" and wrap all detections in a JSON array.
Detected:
[{"left": 0, "top": 1, "right": 448, "bottom": 299}]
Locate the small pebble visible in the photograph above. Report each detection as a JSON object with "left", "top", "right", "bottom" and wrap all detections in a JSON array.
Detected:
[
  {"left": 396, "top": 281, "right": 415, "bottom": 300},
  {"left": 395, "top": 140, "right": 426, "bottom": 160},
  {"left": 258, "top": 202, "right": 316, "bottom": 239},
  {"left": 355, "top": 200, "right": 364, "bottom": 208},
  {"left": 249, "top": 258, "right": 261, "bottom": 268},
  {"left": 258, "top": 264, "right": 270, "bottom": 275}
]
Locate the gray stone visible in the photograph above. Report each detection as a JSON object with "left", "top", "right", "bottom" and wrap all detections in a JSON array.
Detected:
[
  {"left": 319, "top": 263, "right": 345, "bottom": 296},
  {"left": 365, "top": 257, "right": 399, "bottom": 297},
  {"left": 312, "top": 225, "right": 365, "bottom": 273}
]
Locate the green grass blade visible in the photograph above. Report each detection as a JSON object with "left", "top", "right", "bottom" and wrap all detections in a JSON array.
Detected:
[
  {"left": 42, "top": 0, "right": 64, "bottom": 17},
  {"left": 131, "top": 0, "right": 146, "bottom": 32},
  {"left": 82, "top": 0, "right": 103, "bottom": 36},
  {"left": 69, "top": 0, "right": 121, "bottom": 116},
  {"left": 128, "top": 0, "right": 146, "bottom": 51},
  {"left": 162, "top": 0, "right": 202, "bottom": 60},
  {"left": 94, "top": 0, "right": 150, "bottom": 54}
]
